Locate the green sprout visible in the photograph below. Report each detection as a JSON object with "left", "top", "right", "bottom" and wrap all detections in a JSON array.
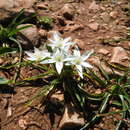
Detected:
[
  {"left": 37, "top": 16, "right": 53, "bottom": 25},
  {"left": 0, "top": 9, "right": 32, "bottom": 43}
]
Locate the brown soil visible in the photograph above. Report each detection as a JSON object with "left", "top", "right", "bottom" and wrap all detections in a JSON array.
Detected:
[{"left": 0, "top": 0, "right": 130, "bottom": 130}]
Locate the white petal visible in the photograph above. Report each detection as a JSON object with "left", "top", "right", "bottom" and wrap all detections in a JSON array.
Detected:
[
  {"left": 64, "top": 57, "right": 74, "bottom": 62},
  {"left": 41, "top": 59, "right": 55, "bottom": 64},
  {"left": 81, "top": 62, "right": 93, "bottom": 68},
  {"left": 41, "top": 51, "right": 51, "bottom": 58},
  {"left": 62, "top": 37, "right": 71, "bottom": 44},
  {"left": 66, "top": 41, "right": 75, "bottom": 46},
  {"left": 53, "top": 32, "right": 61, "bottom": 41},
  {"left": 26, "top": 57, "right": 36, "bottom": 61},
  {"left": 76, "top": 65, "right": 83, "bottom": 78},
  {"left": 82, "top": 50, "right": 94, "bottom": 61},
  {"left": 48, "top": 39, "right": 56, "bottom": 44},
  {"left": 65, "top": 62, "right": 72, "bottom": 66},
  {"left": 56, "top": 62, "right": 63, "bottom": 74},
  {"left": 53, "top": 49, "right": 61, "bottom": 57},
  {"left": 73, "top": 49, "right": 81, "bottom": 57},
  {"left": 25, "top": 51, "right": 34, "bottom": 58},
  {"left": 34, "top": 47, "right": 40, "bottom": 53}
]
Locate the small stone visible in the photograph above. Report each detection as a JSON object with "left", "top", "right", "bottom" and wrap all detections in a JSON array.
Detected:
[
  {"left": 7, "top": 106, "right": 12, "bottom": 117},
  {"left": 94, "top": 128, "right": 99, "bottom": 130},
  {"left": 59, "top": 105, "right": 85, "bottom": 129},
  {"left": 95, "top": 89, "right": 102, "bottom": 94},
  {"left": 66, "top": 20, "right": 75, "bottom": 26},
  {"left": 0, "top": 0, "right": 37, "bottom": 20},
  {"left": 0, "top": 71, "right": 7, "bottom": 79},
  {"left": 88, "top": 1, "right": 100, "bottom": 11},
  {"left": 100, "top": 123, "right": 104, "bottom": 127},
  {"left": 65, "top": 23, "right": 84, "bottom": 32},
  {"left": 59, "top": 4, "right": 74, "bottom": 20},
  {"left": 100, "top": 6, "right": 106, "bottom": 11},
  {"left": 38, "top": 29, "right": 47, "bottom": 37},
  {"left": 89, "top": 57, "right": 124, "bottom": 76},
  {"left": 17, "top": 24, "right": 39, "bottom": 49},
  {"left": 12, "top": 57, "right": 19, "bottom": 63},
  {"left": 18, "top": 119, "right": 27, "bottom": 129},
  {"left": 0, "top": 58, "right": 4, "bottom": 64},
  {"left": 74, "top": 39, "right": 85, "bottom": 49},
  {"left": 98, "top": 48, "right": 109, "bottom": 55},
  {"left": 51, "top": 91, "right": 64, "bottom": 102},
  {"left": 128, "top": 42, "right": 130, "bottom": 47},
  {"left": 36, "top": 2, "right": 48, "bottom": 10},
  {"left": 88, "top": 22, "right": 99, "bottom": 31},
  {"left": 110, "top": 47, "right": 129, "bottom": 66},
  {"left": 100, "top": 12, "right": 110, "bottom": 23},
  {"left": 88, "top": 57, "right": 100, "bottom": 67},
  {"left": 101, "top": 62, "right": 124, "bottom": 76},
  {"left": 109, "top": 11, "right": 118, "bottom": 19}
]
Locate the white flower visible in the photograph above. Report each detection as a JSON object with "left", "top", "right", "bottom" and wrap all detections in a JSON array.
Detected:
[
  {"left": 41, "top": 49, "right": 67, "bottom": 74},
  {"left": 48, "top": 31, "right": 75, "bottom": 52},
  {"left": 25, "top": 47, "right": 50, "bottom": 61},
  {"left": 66, "top": 48, "right": 93, "bottom": 78}
]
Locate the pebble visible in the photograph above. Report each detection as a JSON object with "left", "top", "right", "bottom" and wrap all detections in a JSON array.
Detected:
[
  {"left": 0, "top": 58, "right": 4, "bottom": 65},
  {"left": 128, "top": 42, "right": 130, "bottom": 47},
  {"left": 18, "top": 119, "right": 27, "bottom": 129},
  {"left": 109, "top": 11, "right": 119, "bottom": 19},
  {"left": 36, "top": 2, "right": 48, "bottom": 10},
  {"left": 50, "top": 91, "right": 64, "bottom": 102},
  {"left": 38, "top": 29, "right": 48, "bottom": 37},
  {"left": 59, "top": 105, "right": 84, "bottom": 129},
  {"left": 110, "top": 47, "right": 129, "bottom": 66},
  {"left": 12, "top": 57, "right": 19, "bottom": 63},
  {"left": 97, "top": 48, "right": 109, "bottom": 55},
  {"left": 17, "top": 24, "right": 39, "bottom": 49},
  {"left": 95, "top": 89, "right": 102, "bottom": 94},
  {"left": 65, "top": 23, "right": 84, "bottom": 32},
  {"left": 59, "top": 4, "right": 74, "bottom": 20},
  {"left": 88, "top": 22, "right": 99, "bottom": 31},
  {"left": 100, "top": 12, "right": 110, "bottom": 23},
  {"left": 0, "top": 0, "right": 37, "bottom": 20},
  {"left": 88, "top": 1, "right": 100, "bottom": 11}
]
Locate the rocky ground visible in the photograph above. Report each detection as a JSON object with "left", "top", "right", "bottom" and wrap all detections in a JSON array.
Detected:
[{"left": 0, "top": 0, "right": 130, "bottom": 130}]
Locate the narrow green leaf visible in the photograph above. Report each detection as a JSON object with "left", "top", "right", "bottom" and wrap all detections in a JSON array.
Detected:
[
  {"left": 0, "top": 77, "right": 9, "bottom": 84},
  {"left": 0, "top": 47, "right": 18, "bottom": 55},
  {"left": 80, "top": 115, "right": 99, "bottom": 130},
  {"left": 88, "top": 69, "right": 106, "bottom": 87},
  {"left": 8, "top": 9, "right": 24, "bottom": 28},
  {"left": 26, "top": 79, "right": 58, "bottom": 106},
  {"left": 99, "top": 65, "right": 110, "bottom": 81},
  {"left": 78, "top": 84, "right": 104, "bottom": 101},
  {"left": 111, "top": 100, "right": 122, "bottom": 107},
  {"left": 99, "top": 93, "right": 111, "bottom": 113},
  {"left": 8, "top": 25, "right": 32, "bottom": 37}
]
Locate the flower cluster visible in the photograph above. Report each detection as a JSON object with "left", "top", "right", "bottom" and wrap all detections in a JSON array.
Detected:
[{"left": 25, "top": 31, "right": 93, "bottom": 78}]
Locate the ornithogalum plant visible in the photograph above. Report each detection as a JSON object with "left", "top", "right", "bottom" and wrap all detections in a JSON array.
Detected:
[
  {"left": 25, "top": 31, "right": 93, "bottom": 78},
  {"left": 25, "top": 31, "right": 93, "bottom": 114}
]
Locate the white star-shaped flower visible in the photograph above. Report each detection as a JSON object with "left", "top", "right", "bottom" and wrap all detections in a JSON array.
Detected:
[
  {"left": 66, "top": 48, "right": 93, "bottom": 78},
  {"left": 48, "top": 31, "right": 75, "bottom": 52},
  {"left": 25, "top": 47, "right": 50, "bottom": 61},
  {"left": 41, "top": 49, "right": 67, "bottom": 74}
]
